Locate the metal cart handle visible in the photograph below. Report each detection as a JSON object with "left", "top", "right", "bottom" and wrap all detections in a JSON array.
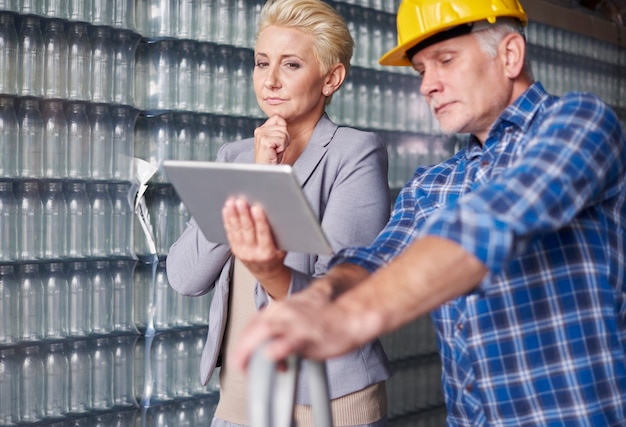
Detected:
[{"left": 248, "top": 342, "right": 333, "bottom": 427}]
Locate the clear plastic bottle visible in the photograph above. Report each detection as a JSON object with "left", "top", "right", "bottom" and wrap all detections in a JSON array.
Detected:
[
  {"left": 0, "top": 96, "right": 18, "bottom": 177},
  {"left": 18, "top": 345, "right": 44, "bottom": 423},
  {"left": 248, "top": 0, "right": 262, "bottom": 48},
  {"left": 89, "top": 103, "right": 113, "bottom": 180},
  {"left": 194, "top": 42, "right": 215, "bottom": 112},
  {"left": 89, "top": 182, "right": 113, "bottom": 257},
  {"left": 150, "top": 185, "right": 173, "bottom": 256},
  {"left": 0, "top": 265, "right": 17, "bottom": 345},
  {"left": 110, "top": 259, "right": 136, "bottom": 332},
  {"left": 16, "top": 181, "right": 43, "bottom": 260},
  {"left": 110, "top": 182, "right": 133, "bottom": 257},
  {"left": 43, "top": 0, "right": 67, "bottom": 19},
  {"left": 176, "top": 0, "right": 194, "bottom": 39},
  {"left": 65, "top": 181, "right": 91, "bottom": 258},
  {"left": 147, "top": 39, "right": 176, "bottom": 110},
  {"left": 190, "top": 329, "right": 208, "bottom": 395},
  {"left": 0, "top": 12, "right": 18, "bottom": 95},
  {"left": 42, "top": 99, "right": 68, "bottom": 178},
  {"left": 171, "top": 192, "right": 189, "bottom": 252},
  {"left": 90, "top": 260, "right": 113, "bottom": 334},
  {"left": 368, "top": 71, "right": 383, "bottom": 129},
  {"left": 172, "top": 330, "right": 192, "bottom": 397},
  {"left": 68, "top": 0, "right": 91, "bottom": 23},
  {"left": 91, "top": 0, "right": 113, "bottom": 28},
  {"left": 338, "top": 71, "right": 355, "bottom": 127},
  {"left": 17, "top": 97, "right": 44, "bottom": 179},
  {"left": 112, "top": 30, "right": 139, "bottom": 106},
  {"left": 42, "top": 262, "right": 69, "bottom": 339},
  {"left": 67, "top": 339, "right": 92, "bottom": 414},
  {"left": 113, "top": 0, "right": 135, "bottom": 30},
  {"left": 17, "top": 263, "right": 44, "bottom": 342},
  {"left": 230, "top": 48, "right": 251, "bottom": 117},
  {"left": 176, "top": 40, "right": 197, "bottom": 111},
  {"left": 0, "top": 181, "right": 18, "bottom": 262},
  {"left": 90, "top": 26, "right": 114, "bottom": 104},
  {"left": 91, "top": 337, "right": 113, "bottom": 409},
  {"left": 111, "top": 105, "right": 138, "bottom": 181},
  {"left": 43, "top": 342, "right": 69, "bottom": 418},
  {"left": 212, "top": 45, "right": 232, "bottom": 115},
  {"left": 65, "top": 101, "right": 91, "bottom": 179},
  {"left": 112, "top": 335, "right": 136, "bottom": 407},
  {"left": 232, "top": 0, "right": 248, "bottom": 47},
  {"left": 151, "top": 333, "right": 171, "bottom": 401},
  {"left": 153, "top": 259, "right": 172, "bottom": 329},
  {"left": 42, "top": 19, "right": 68, "bottom": 100},
  {"left": 41, "top": 181, "right": 67, "bottom": 259},
  {"left": 212, "top": 0, "right": 232, "bottom": 45},
  {"left": 369, "top": 11, "right": 384, "bottom": 70},
  {"left": 193, "top": 0, "right": 213, "bottom": 42},
  {"left": 0, "top": 347, "right": 17, "bottom": 425},
  {"left": 17, "top": 15, "right": 44, "bottom": 97},
  {"left": 175, "top": 112, "right": 194, "bottom": 161},
  {"left": 67, "top": 22, "right": 92, "bottom": 101},
  {"left": 151, "top": 112, "right": 176, "bottom": 182},
  {"left": 67, "top": 261, "right": 92, "bottom": 337},
  {"left": 193, "top": 114, "right": 211, "bottom": 161}
]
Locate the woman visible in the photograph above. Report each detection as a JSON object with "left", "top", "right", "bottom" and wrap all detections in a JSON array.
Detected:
[{"left": 166, "top": 1, "right": 391, "bottom": 426}]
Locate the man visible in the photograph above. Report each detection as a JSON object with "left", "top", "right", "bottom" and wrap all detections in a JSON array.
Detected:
[{"left": 232, "top": 0, "right": 626, "bottom": 424}]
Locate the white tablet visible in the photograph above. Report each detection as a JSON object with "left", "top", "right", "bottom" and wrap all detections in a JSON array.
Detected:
[{"left": 162, "top": 160, "right": 333, "bottom": 255}]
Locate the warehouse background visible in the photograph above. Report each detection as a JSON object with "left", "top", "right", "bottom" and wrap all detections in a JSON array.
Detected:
[{"left": 0, "top": 0, "right": 624, "bottom": 426}]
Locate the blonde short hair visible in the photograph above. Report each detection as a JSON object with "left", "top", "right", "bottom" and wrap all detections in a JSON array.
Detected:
[{"left": 257, "top": 0, "right": 354, "bottom": 77}]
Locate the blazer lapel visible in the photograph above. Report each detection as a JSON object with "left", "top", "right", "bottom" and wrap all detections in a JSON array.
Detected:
[{"left": 291, "top": 114, "right": 338, "bottom": 187}]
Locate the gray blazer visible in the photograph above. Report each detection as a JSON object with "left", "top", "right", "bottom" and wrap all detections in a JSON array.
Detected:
[{"left": 166, "top": 114, "right": 391, "bottom": 404}]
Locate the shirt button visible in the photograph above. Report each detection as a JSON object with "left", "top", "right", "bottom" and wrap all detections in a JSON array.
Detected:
[
  {"left": 465, "top": 384, "right": 474, "bottom": 393},
  {"left": 456, "top": 323, "right": 464, "bottom": 331},
  {"left": 481, "top": 160, "right": 489, "bottom": 167}
]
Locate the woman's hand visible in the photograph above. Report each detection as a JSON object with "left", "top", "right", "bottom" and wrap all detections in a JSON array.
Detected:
[
  {"left": 253, "top": 115, "right": 290, "bottom": 164},
  {"left": 222, "top": 196, "right": 290, "bottom": 298}
]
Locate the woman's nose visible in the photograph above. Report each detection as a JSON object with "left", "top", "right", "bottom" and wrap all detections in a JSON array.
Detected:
[{"left": 263, "top": 65, "right": 280, "bottom": 88}]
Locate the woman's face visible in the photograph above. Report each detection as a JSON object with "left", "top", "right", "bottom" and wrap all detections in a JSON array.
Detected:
[{"left": 253, "top": 25, "right": 327, "bottom": 125}]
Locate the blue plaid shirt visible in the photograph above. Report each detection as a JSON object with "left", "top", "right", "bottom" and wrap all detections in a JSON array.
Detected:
[{"left": 331, "top": 83, "right": 626, "bottom": 426}]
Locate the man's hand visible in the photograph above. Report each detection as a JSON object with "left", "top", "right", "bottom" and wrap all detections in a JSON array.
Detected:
[
  {"left": 229, "top": 285, "right": 358, "bottom": 371},
  {"left": 230, "top": 264, "right": 373, "bottom": 372}
]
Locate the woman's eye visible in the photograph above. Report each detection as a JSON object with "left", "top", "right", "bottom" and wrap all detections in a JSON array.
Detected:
[
  {"left": 285, "top": 62, "right": 300, "bottom": 69},
  {"left": 255, "top": 61, "right": 268, "bottom": 68}
]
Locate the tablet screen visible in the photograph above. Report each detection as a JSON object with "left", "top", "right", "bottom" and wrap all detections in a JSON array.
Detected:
[{"left": 162, "top": 160, "right": 333, "bottom": 255}]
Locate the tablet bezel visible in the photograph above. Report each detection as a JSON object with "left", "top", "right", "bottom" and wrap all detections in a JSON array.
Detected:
[{"left": 162, "top": 160, "right": 333, "bottom": 255}]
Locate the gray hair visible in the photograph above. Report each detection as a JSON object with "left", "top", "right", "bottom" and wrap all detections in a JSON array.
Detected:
[{"left": 473, "top": 19, "right": 534, "bottom": 81}]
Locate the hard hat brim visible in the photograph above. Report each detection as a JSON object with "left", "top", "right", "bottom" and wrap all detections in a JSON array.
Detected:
[{"left": 379, "top": 13, "right": 528, "bottom": 67}]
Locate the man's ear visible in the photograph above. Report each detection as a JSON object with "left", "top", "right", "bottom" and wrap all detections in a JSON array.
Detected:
[
  {"left": 500, "top": 32, "right": 526, "bottom": 79},
  {"left": 322, "top": 63, "right": 346, "bottom": 96}
]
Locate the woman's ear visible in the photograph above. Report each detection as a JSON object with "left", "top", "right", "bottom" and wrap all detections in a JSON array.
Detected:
[
  {"left": 500, "top": 32, "right": 526, "bottom": 79},
  {"left": 322, "top": 63, "right": 346, "bottom": 96}
]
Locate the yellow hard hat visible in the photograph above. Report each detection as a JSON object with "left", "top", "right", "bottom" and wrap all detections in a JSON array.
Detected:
[{"left": 379, "top": 0, "right": 528, "bottom": 66}]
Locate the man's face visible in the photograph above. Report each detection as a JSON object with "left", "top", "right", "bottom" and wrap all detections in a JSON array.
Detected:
[{"left": 410, "top": 32, "right": 512, "bottom": 143}]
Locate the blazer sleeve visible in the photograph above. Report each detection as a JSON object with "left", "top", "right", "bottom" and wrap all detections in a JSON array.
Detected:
[
  {"left": 166, "top": 143, "right": 236, "bottom": 296},
  {"left": 288, "top": 129, "right": 390, "bottom": 296}
]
